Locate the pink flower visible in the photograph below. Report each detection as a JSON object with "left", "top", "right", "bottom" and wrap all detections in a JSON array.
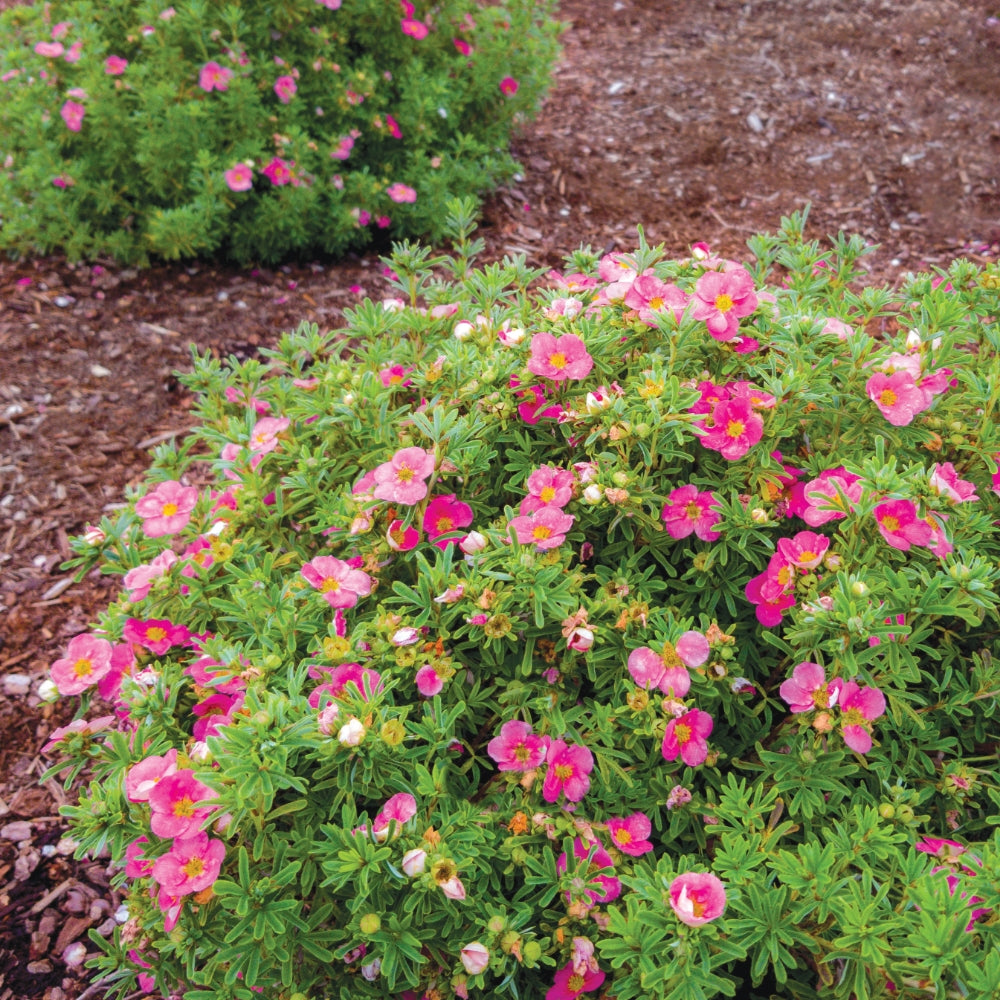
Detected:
[
  {"left": 224, "top": 163, "right": 253, "bottom": 192},
  {"left": 697, "top": 396, "right": 764, "bottom": 461},
  {"left": 387, "top": 182, "right": 417, "bottom": 203},
  {"left": 60, "top": 100, "right": 85, "bottom": 132},
  {"left": 315, "top": 0, "right": 342, "bottom": 7},
  {"left": 262, "top": 157, "right": 294, "bottom": 186},
  {"left": 508, "top": 507, "right": 575, "bottom": 550},
  {"left": 148, "top": 770, "right": 215, "bottom": 839},
  {"left": 487, "top": 719, "right": 547, "bottom": 771},
  {"left": 545, "top": 961, "right": 605, "bottom": 1000},
  {"left": 379, "top": 364, "right": 414, "bottom": 387},
  {"left": 135, "top": 480, "right": 198, "bottom": 537},
  {"left": 385, "top": 113, "right": 402, "bottom": 139},
  {"left": 274, "top": 74, "right": 297, "bottom": 103},
  {"left": 499, "top": 76, "right": 519, "bottom": 95},
  {"left": 521, "top": 465, "right": 575, "bottom": 514},
  {"left": 627, "top": 646, "right": 666, "bottom": 691},
  {"left": 199, "top": 61, "right": 233, "bottom": 92},
  {"left": 606, "top": 812, "right": 653, "bottom": 856},
  {"left": 125, "top": 837, "right": 154, "bottom": 879},
  {"left": 439, "top": 875, "right": 466, "bottom": 900},
  {"left": 800, "top": 469, "right": 864, "bottom": 526},
  {"left": 372, "top": 446, "right": 436, "bottom": 505},
  {"left": 744, "top": 570, "right": 796, "bottom": 627},
  {"left": 301, "top": 556, "right": 373, "bottom": 609},
  {"left": 623, "top": 274, "right": 688, "bottom": 326},
  {"left": 423, "top": 494, "right": 473, "bottom": 549},
  {"left": 372, "top": 792, "right": 417, "bottom": 840},
  {"left": 50, "top": 633, "right": 113, "bottom": 695},
  {"left": 152, "top": 831, "right": 226, "bottom": 896},
  {"left": 123, "top": 549, "right": 178, "bottom": 602},
  {"left": 513, "top": 382, "right": 563, "bottom": 424},
  {"left": 401, "top": 18, "right": 430, "bottom": 38},
  {"left": 527, "top": 332, "right": 594, "bottom": 382},
  {"left": 874, "top": 499, "right": 933, "bottom": 551},
  {"left": 125, "top": 750, "right": 179, "bottom": 802},
  {"left": 387, "top": 518, "right": 421, "bottom": 551},
  {"left": 122, "top": 616, "right": 190, "bottom": 654},
  {"left": 781, "top": 661, "right": 838, "bottom": 713},
  {"left": 453, "top": 38, "right": 472, "bottom": 55},
  {"left": 776, "top": 530, "right": 829, "bottom": 570},
  {"left": 542, "top": 739, "right": 594, "bottom": 803},
  {"left": 41, "top": 715, "right": 114, "bottom": 754},
  {"left": 460, "top": 941, "right": 490, "bottom": 976},
  {"left": 36, "top": 41, "right": 65, "bottom": 58},
  {"left": 866, "top": 371, "right": 929, "bottom": 426},
  {"left": 661, "top": 485, "right": 721, "bottom": 541},
  {"left": 669, "top": 872, "right": 727, "bottom": 926},
  {"left": 690, "top": 268, "right": 758, "bottom": 341},
  {"left": 415, "top": 664, "right": 444, "bottom": 697},
  {"left": 558, "top": 837, "right": 620, "bottom": 904},
  {"left": 929, "top": 462, "right": 978, "bottom": 504},
  {"left": 64, "top": 41, "right": 83, "bottom": 63},
  {"left": 833, "top": 679, "right": 885, "bottom": 754},
  {"left": 662, "top": 709, "right": 714, "bottom": 767},
  {"left": 675, "top": 630, "right": 710, "bottom": 667}
]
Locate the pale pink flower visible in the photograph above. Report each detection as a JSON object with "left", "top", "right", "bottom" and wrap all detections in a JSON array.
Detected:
[
  {"left": 36, "top": 41, "right": 65, "bottom": 57},
  {"left": 627, "top": 646, "right": 665, "bottom": 691},
  {"left": 60, "top": 100, "right": 85, "bottom": 132},
  {"left": 776, "top": 530, "right": 830, "bottom": 570},
  {"left": 675, "top": 630, "right": 710, "bottom": 667},
  {"left": 566, "top": 626, "right": 594, "bottom": 652},
  {"left": 135, "top": 480, "right": 198, "bottom": 537},
  {"left": 521, "top": 465, "right": 575, "bottom": 514},
  {"left": 697, "top": 396, "right": 764, "bottom": 461},
  {"left": 527, "top": 332, "right": 593, "bottom": 382},
  {"left": 401, "top": 17, "right": 430, "bottom": 38},
  {"left": 866, "top": 371, "right": 929, "bottom": 426},
  {"left": 49, "top": 633, "right": 113, "bottom": 695},
  {"left": 543, "top": 739, "right": 593, "bottom": 803},
  {"left": 929, "top": 462, "right": 978, "bottom": 504},
  {"left": 874, "top": 499, "right": 933, "bottom": 551},
  {"left": 152, "top": 831, "right": 226, "bottom": 896},
  {"left": 41, "top": 715, "right": 114, "bottom": 754},
  {"left": 832, "top": 678, "right": 885, "bottom": 754},
  {"left": 606, "top": 812, "right": 653, "bottom": 856},
  {"left": 387, "top": 182, "right": 417, "bottom": 203},
  {"left": 487, "top": 719, "right": 547, "bottom": 771},
  {"left": 779, "top": 661, "right": 835, "bottom": 713},
  {"left": 508, "top": 507, "right": 575, "bottom": 550},
  {"left": 623, "top": 274, "right": 688, "bottom": 326},
  {"left": 123, "top": 549, "right": 178, "bottom": 602},
  {"left": 104, "top": 55, "right": 128, "bottom": 75},
  {"left": 423, "top": 494, "right": 473, "bottom": 549},
  {"left": 372, "top": 446, "right": 435, "bottom": 505},
  {"left": 126, "top": 749, "right": 180, "bottom": 802},
  {"left": 499, "top": 76, "right": 519, "bottom": 95},
  {"left": 224, "top": 163, "right": 253, "bottom": 192},
  {"left": 460, "top": 942, "right": 490, "bottom": 976},
  {"left": 315, "top": 0, "right": 343, "bottom": 7},
  {"left": 666, "top": 785, "right": 692, "bottom": 809},
  {"left": 64, "top": 41, "right": 83, "bottom": 63},
  {"left": 545, "top": 961, "right": 605, "bottom": 1000},
  {"left": 372, "top": 792, "right": 417, "bottom": 840},
  {"left": 669, "top": 872, "right": 727, "bottom": 926},
  {"left": 662, "top": 709, "right": 714, "bottom": 767},
  {"left": 199, "top": 61, "right": 233, "bottom": 92},
  {"left": 301, "top": 556, "right": 373, "bottom": 609},
  {"left": 415, "top": 664, "right": 444, "bottom": 697},
  {"left": 801, "top": 469, "right": 864, "bottom": 526},
  {"left": 148, "top": 770, "right": 215, "bottom": 839},
  {"left": 690, "top": 268, "right": 758, "bottom": 341},
  {"left": 661, "top": 485, "right": 721, "bottom": 541},
  {"left": 273, "top": 74, "right": 297, "bottom": 103}
]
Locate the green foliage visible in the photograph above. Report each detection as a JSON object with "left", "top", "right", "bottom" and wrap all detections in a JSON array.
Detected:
[{"left": 0, "top": 0, "right": 560, "bottom": 264}]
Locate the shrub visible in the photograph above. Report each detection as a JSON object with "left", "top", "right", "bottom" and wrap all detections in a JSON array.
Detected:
[
  {"left": 0, "top": 0, "right": 559, "bottom": 265},
  {"left": 47, "top": 207, "right": 1000, "bottom": 999}
]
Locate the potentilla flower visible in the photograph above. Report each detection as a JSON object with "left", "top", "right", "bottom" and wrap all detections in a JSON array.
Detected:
[
  {"left": 744, "top": 571, "right": 796, "bottom": 627},
  {"left": 372, "top": 446, "right": 436, "bottom": 505},
  {"left": 866, "top": 370, "right": 929, "bottom": 426},
  {"left": 779, "top": 661, "right": 840, "bottom": 713},
  {"left": 668, "top": 872, "right": 727, "bottom": 927},
  {"left": 125, "top": 749, "right": 178, "bottom": 802},
  {"left": 606, "top": 812, "right": 653, "bottom": 856},
  {"left": 104, "top": 55, "right": 128, "bottom": 74},
  {"left": 687, "top": 380, "right": 730, "bottom": 415},
  {"left": 675, "top": 630, "right": 710, "bottom": 667},
  {"left": 513, "top": 382, "right": 563, "bottom": 424},
  {"left": 558, "top": 837, "right": 621, "bottom": 905},
  {"left": 49, "top": 633, "right": 113, "bottom": 695},
  {"left": 224, "top": 163, "right": 253, "bottom": 192},
  {"left": 386, "top": 182, "right": 417, "bottom": 203},
  {"left": 379, "top": 364, "right": 414, "bottom": 388},
  {"left": 666, "top": 785, "right": 692, "bottom": 809},
  {"left": 301, "top": 556, "right": 373, "bottom": 609},
  {"left": 338, "top": 717, "right": 366, "bottom": 746},
  {"left": 527, "top": 332, "right": 594, "bottom": 382},
  {"left": 487, "top": 719, "right": 547, "bottom": 771},
  {"left": 135, "top": 479, "right": 198, "bottom": 537},
  {"left": 662, "top": 709, "right": 714, "bottom": 767},
  {"left": 545, "top": 961, "right": 605, "bottom": 1000},
  {"left": 542, "top": 739, "right": 594, "bottom": 803},
  {"left": 122, "top": 617, "right": 190, "bottom": 655},
  {"left": 627, "top": 646, "right": 666, "bottom": 690},
  {"left": 832, "top": 678, "right": 885, "bottom": 754},
  {"left": 262, "top": 156, "right": 294, "bottom": 186},
  {"left": 660, "top": 485, "right": 722, "bottom": 541},
  {"left": 387, "top": 518, "right": 421, "bottom": 551},
  {"left": 800, "top": 469, "right": 864, "bottom": 526},
  {"left": 148, "top": 769, "right": 216, "bottom": 839},
  {"left": 199, "top": 61, "right": 233, "bottom": 91},
  {"left": 499, "top": 76, "right": 519, "bottom": 95},
  {"left": 273, "top": 74, "right": 297, "bottom": 103},
  {"left": 874, "top": 499, "right": 934, "bottom": 551},
  {"left": 697, "top": 396, "right": 764, "bottom": 461},
  {"left": 124, "top": 549, "right": 178, "bottom": 602},
  {"left": 415, "top": 664, "right": 444, "bottom": 697},
  {"left": 623, "top": 273, "right": 688, "bottom": 326},
  {"left": 929, "top": 462, "right": 978, "bottom": 503},
  {"left": 125, "top": 836, "right": 154, "bottom": 878},
  {"left": 423, "top": 494, "right": 473, "bottom": 549},
  {"left": 152, "top": 831, "right": 226, "bottom": 896},
  {"left": 401, "top": 847, "right": 427, "bottom": 876},
  {"left": 776, "top": 530, "right": 830, "bottom": 570},
  {"left": 60, "top": 99, "right": 85, "bottom": 131},
  {"left": 521, "top": 465, "right": 575, "bottom": 514},
  {"left": 566, "top": 626, "right": 594, "bottom": 652},
  {"left": 372, "top": 792, "right": 417, "bottom": 841},
  {"left": 690, "top": 267, "right": 758, "bottom": 341},
  {"left": 41, "top": 715, "right": 114, "bottom": 754},
  {"left": 508, "top": 507, "right": 575, "bottom": 550}
]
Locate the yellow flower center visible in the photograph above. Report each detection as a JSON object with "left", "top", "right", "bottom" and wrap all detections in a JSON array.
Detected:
[
  {"left": 879, "top": 388, "right": 898, "bottom": 406},
  {"left": 554, "top": 764, "right": 574, "bottom": 780},
  {"left": 549, "top": 352, "right": 567, "bottom": 369},
  {"left": 649, "top": 296, "right": 664, "bottom": 310},
  {"left": 514, "top": 744, "right": 532, "bottom": 763},
  {"left": 715, "top": 293, "right": 734, "bottom": 313},
  {"left": 567, "top": 974, "right": 585, "bottom": 993},
  {"left": 685, "top": 502, "right": 702, "bottom": 519},
  {"left": 162, "top": 502, "right": 179, "bottom": 517},
  {"left": 183, "top": 857, "right": 205, "bottom": 878},
  {"left": 798, "top": 550, "right": 816, "bottom": 563},
  {"left": 881, "top": 515, "right": 900, "bottom": 532},
  {"left": 725, "top": 419, "right": 745, "bottom": 438},
  {"left": 147, "top": 626, "right": 167, "bottom": 643},
  {"left": 73, "top": 658, "right": 93, "bottom": 678},
  {"left": 321, "top": 578, "right": 341, "bottom": 593},
  {"left": 396, "top": 464, "right": 415, "bottom": 482},
  {"left": 615, "top": 828, "right": 632, "bottom": 845},
  {"left": 435, "top": 516, "right": 455, "bottom": 533},
  {"left": 540, "top": 486, "right": 557, "bottom": 503},
  {"left": 842, "top": 707, "right": 866, "bottom": 727},
  {"left": 674, "top": 723, "right": 692, "bottom": 745},
  {"left": 172, "top": 796, "right": 196, "bottom": 818},
  {"left": 532, "top": 525, "right": 553, "bottom": 540}
]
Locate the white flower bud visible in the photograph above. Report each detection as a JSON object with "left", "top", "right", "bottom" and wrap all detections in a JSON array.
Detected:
[
  {"left": 453, "top": 321, "right": 474, "bottom": 341},
  {"left": 338, "top": 717, "right": 366, "bottom": 746}
]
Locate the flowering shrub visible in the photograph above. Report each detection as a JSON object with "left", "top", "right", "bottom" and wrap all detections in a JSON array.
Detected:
[
  {"left": 48, "top": 207, "right": 1000, "bottom": 999},
  {"left": 0, "top": 0, "right": 559, "bottom": 265}
]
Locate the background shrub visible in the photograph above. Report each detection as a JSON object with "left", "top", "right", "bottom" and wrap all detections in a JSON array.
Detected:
[{"left": 0, "top": 0, "right": 560, "bottom": 265}]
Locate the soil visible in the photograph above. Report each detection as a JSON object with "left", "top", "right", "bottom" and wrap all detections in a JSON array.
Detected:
[{"left": 1, "top": 0, "right": 999, "bottom": 997}]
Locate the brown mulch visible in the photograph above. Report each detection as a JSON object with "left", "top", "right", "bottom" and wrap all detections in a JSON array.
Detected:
[{"left": 1, "top": 0, "right": 999, "bottom": 997}]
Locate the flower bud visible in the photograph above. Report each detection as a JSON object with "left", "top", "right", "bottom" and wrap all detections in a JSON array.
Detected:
[
  {"left": 750, "top": 507, "right": 769, "bottom": 524},
  {"left": 582, "top": 484, "right": 603, "bottom": 505},
  {"left": 459, "top": 530, "right": 487, "bottom": 555},
  {"left": 391, "top": 627, "right": 420, "bottom": 646},
  {"left": 850, "top": 580, "right": 869, "bottom": 597},
  {"left": 317, "top": 702, "right": 340, "bottom": 736},
  {"left": 486, "top": 915, "right": 506, "bottom": 934},
  {"left": 584, "top": 390, "right": 611, "bottom": 413},
  {"left": 380, "top": 719, "right": 405, "bottom": 746},
  {"left": 460, "top": 942, "right": 490, "bottom": 975},
  {"left": 401, "top": 848, "right": 427, "bottom": 876},
  {"left": 453, "top": 321, "right": 474, "bottom": 341},
  {"left": 812, "top": 711, "right": 834, "bottom": 733},
  {"left": 338, "top": 717, "right": 365, "bottom": 746},
  {"left": 439, "top": 875, "right": 466, "bottom": 900},
  {"left": 82, "top": 525, "right": 106, "bottom": 545},
  {"left": 349, "top": 513, "right": 372, "bottom": 535},
  {"left": 37, "top": 679, "right": 60, "bottom": 702},
  {"left": 523, "top": 940, "right": 542, "bottom": 964},
  {"left": 361, "top": 959, "right": 381, "bottom": 981},
  {"left": 566, "top": 626, "right": 594, "bottom": 652},
  {"left": 498, "top": 326, "right": 526, "bottom": 346},
  {"left": 359, "top": 913, "right": 381, "bottom": 935}
]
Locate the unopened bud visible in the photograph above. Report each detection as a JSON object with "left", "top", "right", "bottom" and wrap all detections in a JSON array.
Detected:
[
  {"left": 359, "top": 913, "right": 381, "bottom": 935},
  {"left": 338, "top": 717, "right": 365, "bottom": 746},
  {"left": 453, "top": 321, "right": 474, "bottom": 341}
]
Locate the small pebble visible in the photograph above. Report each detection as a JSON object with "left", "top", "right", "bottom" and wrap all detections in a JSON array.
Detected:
[
  {"left": 90, "top": 364, "right": 112, "bottom": 378},
  {"left": 1, "top": 820, "right": 33, "bottom": 841},
  {"left": 2, "top": 673, "right": 31, "bottom": 696},
  {"left": 27, "top": 960, "right": 53, "bottom": 974},
  {"left": 62, "top": 943, "right": 87, "bottom": 969},
  {"left": 53, "top": 295, "right": 74, "bottom": 308}
]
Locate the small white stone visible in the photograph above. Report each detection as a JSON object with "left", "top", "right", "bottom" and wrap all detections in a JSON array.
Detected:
[
  {"left": 2, "top": 673, "right": 31, "bottom": 696},
  {"left": 90, "top": 364, "right": 112, "bottom": 378}
]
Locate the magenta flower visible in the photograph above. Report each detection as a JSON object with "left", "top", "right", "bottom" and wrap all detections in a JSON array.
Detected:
[
  {"left": 224, "top": 163, "right": 253, "bottom": 192},
  {"left": 122, "top": 617, "right": 190, "bottom": 655},
  {"left": 372, "top": 792, "right": 417, "bottom": 840},
  {"left": 508, "top": 507, "right": 575, "bottom": 550},
  {"left": 379, "top": 364, "right": 414, "bottom": 387},
  {"left": 669, "top": 872, "right": 727, "bottom": 926},
  {"left": 274, "top": 74, "right": 297, "bottom": 103},
  {"left": 606, "top": 812, "right": 654, "bottom": 856},
  {"left": 148, "top": 770, "right": 215, "bottom": 838},
  {"left": 423, "top": 494, "right": 473, "bottom": 549},
  {"left": 697, "top": 396, "right": 764, "bottom": 461},
  {"left": 744, "top": 571, "right": 796, "bottom": 627},
  {"left": 104, "top": 55, "right": 128, "bottom": 75},
  {"left": 662, "top": 709, "right": 714, "bottom": 767},
  {"left": 372, "top": 446, "right": 435, "bottom": 505},
  {"left": 385, "top": 113, "right": 402, "bottom": 139},
  {"left": 49, "top": 633, "right": 113, "bottom": 696},
  {"left": 527, "top": 332, "right": 594, "bottom": 382},
  {"left": 198, "top": 61, "right": 233, "bottom": 92},
  {"left": 262, "top": 156, "right": 294, "bottom": 186},
  {"left": 866, "top": 371, "right": 929, "bottom": 426},
  {"left": 387, "top": 518, "right": 421, "bottom": 551},
  {"left": 487, "top": 719, "right": 547, "bottom": 771},
  {"left": 690, "top": 268, "right": 758, "bottom": 341},
  {"left": 776, "top": 530, "right": 829, "bottom": 569},
  {"left": 125, "top": 836, "right": 154, "bottom": 878},
  {"left": 513, "top": 382, "right": 563, "bottom": 424},
  {"left": 124, "top": 549, "right": 178, "bottom": 602},
  {"left": 387, "top": 182, "right": 417, "bottom": 203},
  {"left": 315, "top": 0, "right": 342, "bottom": 7},
  {"left": 558, "top": 837, "right": 621, "bottom": 904},
  {"left": 135, "top": 480, "right": 198, "bottom": 537},
  {"left": 301, "top": 556, "right": 373, "bottom": 609},
  {"left": 545, "top": 961, "right": 605, "bottom": 1000},
  {"left": 60, "top": 99, "right": 85, "bottom": 131},
  {"left": 833, "top": 679, "right": 885, "bottom": 754},
  {"left": 415, "top": 664, "right": 443, "bottom": 697},
  {"left": 152, "top": 831, "right": 226, "bottom": 896},
  {"left": 661, "top": 485, "right": 721, "bottom": 541},
  {"left": 499, "top": 76, "right": 519, "bottom": 95},
  {"left": 874, "top": 499, "right": 933, "bottom": 551},
  {"left": 521, "top": 465, "right": 575, "bottom": 514},
  {"left": 542, "top": 739, "right": 594, "bottom": 803}
]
